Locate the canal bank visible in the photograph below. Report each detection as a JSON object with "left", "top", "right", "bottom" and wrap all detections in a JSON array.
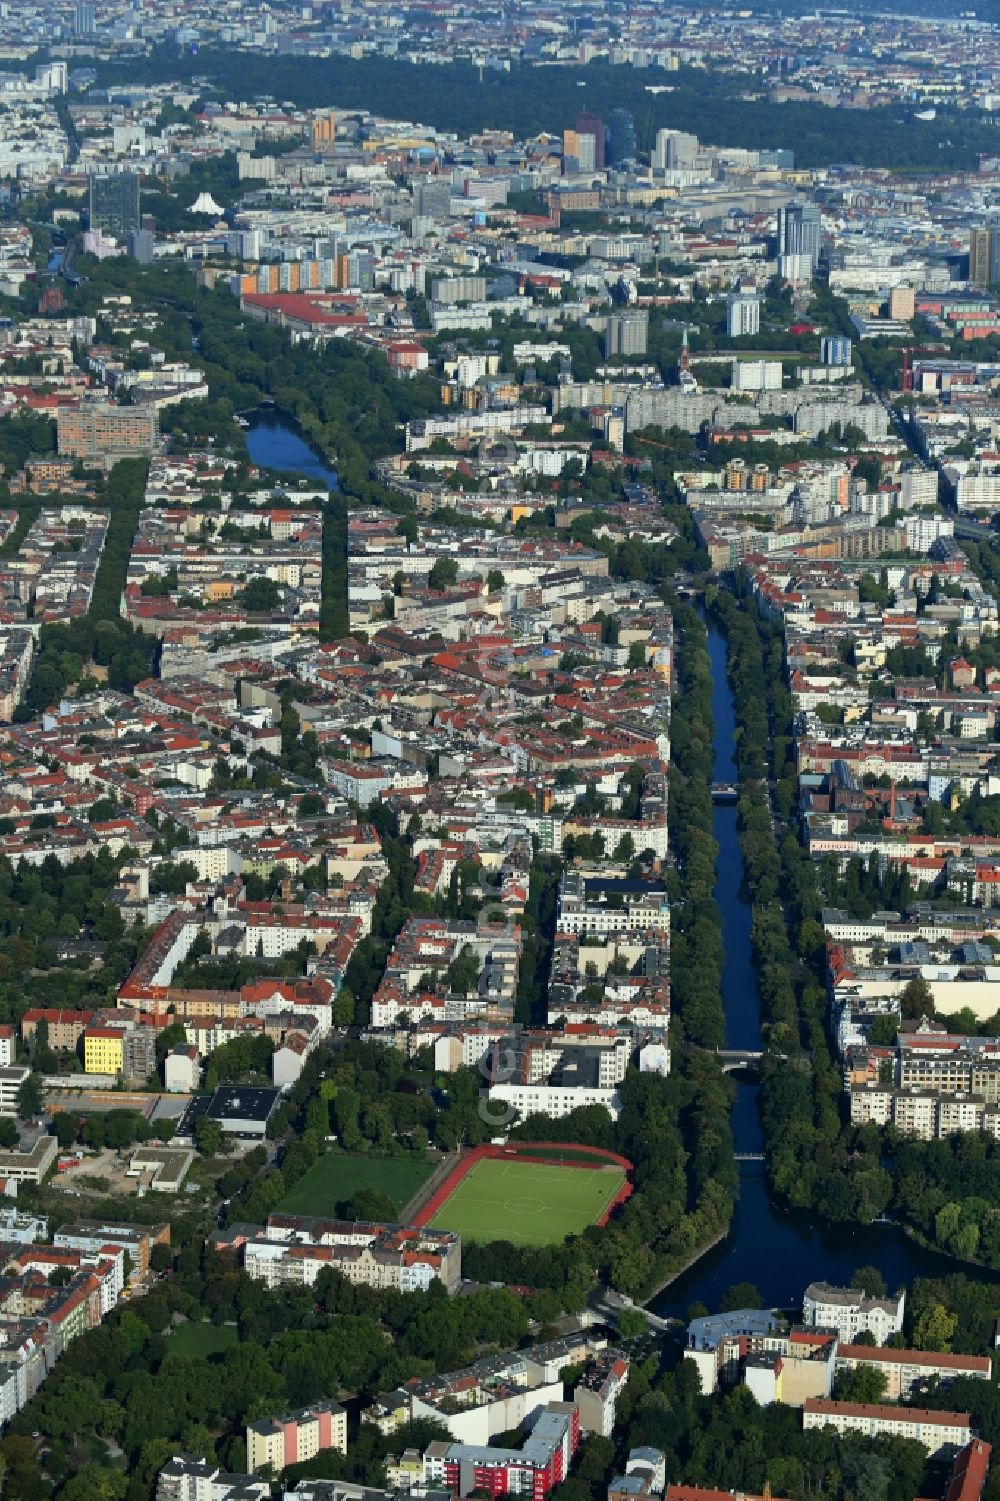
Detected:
[{"left": 652, "top": 618, "right": 978, "bottom": 1317}]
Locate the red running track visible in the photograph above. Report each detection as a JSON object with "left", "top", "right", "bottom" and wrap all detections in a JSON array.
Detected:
[{"left": 412, "top": 1140, "right": 634, "bottom": 1231}]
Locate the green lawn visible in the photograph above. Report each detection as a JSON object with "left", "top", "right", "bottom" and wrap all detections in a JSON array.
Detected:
[
  {"left": 274, "top": 1153, "right": 435, "bottom": 1218},
  {"left": 428, "top": 1159, "right": 626, "bottom": 1246},
  {"left": 166, "top": 1323, "right": 239, "bottom": 1358}
]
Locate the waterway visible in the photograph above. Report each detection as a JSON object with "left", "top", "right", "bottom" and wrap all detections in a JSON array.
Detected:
[
  {"left": 652, "top": 621, "right": 979, "bottom": 1317},
  {"left": 245, "top": 409, "right": 340, "bottom": 491}
]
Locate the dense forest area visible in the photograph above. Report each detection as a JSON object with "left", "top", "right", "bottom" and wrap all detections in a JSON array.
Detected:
[
  {"left": 0, "top": 849, "right": 149, "bottom": 1022},
  {"left": 94, "top": 51, "right": 999, "bottom": 171}
]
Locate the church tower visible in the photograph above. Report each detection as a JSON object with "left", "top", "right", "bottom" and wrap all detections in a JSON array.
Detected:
[{"left": 678, "top": 326, "right": 690, "bottom": 376}]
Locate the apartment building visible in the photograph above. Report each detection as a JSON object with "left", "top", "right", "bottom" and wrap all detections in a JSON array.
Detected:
[
  {"left": 6, "top": 1242, "right": 124, "bottom": 1315},
  {"left": 0, "top": 1243, "right": 127, "bottom": 1428},
  {"left": 56, "top": 402, "right": 158, "bottom": 464},
  {"left": 485, "top": 1026, "right": 632, "bottom": 1121},
  {"left": 898, "top": 1032, "right": 1000, "bottom": 1098},
  {"left": 0, "top": 507, "right": 109, "bottom": 623},
  {"left": 546, "top": 931, "right": 671, "bottom": 1035},
  {"left": 0, "top": 625, "right": 34, "bottom": 719},
  {"left": 488, "top": 1077, "right": 623, "bottom": 1121},
  {"left": 422, "top": 1401, "right": 580, "bottom": 1499},
  {"left": 22, "top": 1009, "right": 94, "bottom": 1051},
  {"left": 941, "top": 1441, "right": 993, "bottom": 1501},
  {"left": 156, "top": 1457, "right": 270, "bottom": 1501},
  {"left": 246, "top": 1400, "right": 347, "bottom": 1473},
  {"left": 365, "top": 1334, "right": 605, "bottom": 1445},
  {"left": 82, "top": 1026, "right": 125, "bottom": 1077},
  {"left": 0, "top": 1209, "right": 46, "bottom": 1244},
  {"left": 802, "top": 1399, "right": 972, "bottom": 1457},
  {"left": 82, "top": 1015, "right": 158, "bottom": 1082},
  {"left": 574, "top": 1350, "right": 630, "bottom": 1437},
  {"left": 0, "top": 1342, "right": 49, "bottom": 1429},
  {"left": 801, "top": 1282, "right": 905, "bottom": 1345},
  {"left": 370, "top": 918, "right": 521, "bottom": 1030},
  {"left": 53, "top": 1221, "right": 169, "bottom": 1281},
  {"left": 237, "top": 1214, "right": 461, "bottom": 1294},
  {"left": 834, "top": 1344, "right": 991, "bottom": 1401},
  {"left": 608, "top": 1448, "right": 667, "bottom": 1501},
  {"left": 557, "top": 870, "right": 670, "bottom": 937},
  {"left": 850, "top": 1082, "right": 1000, "bottom": 1141},
  {"left": 686, "top": 1314, "right": 835, "bottom": 1405}
]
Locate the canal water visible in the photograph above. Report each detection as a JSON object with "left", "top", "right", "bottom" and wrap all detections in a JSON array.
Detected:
[
  {"left": 245, "top": 410, "right": 340, "bottom": 491},
  {"left": 652, "top": 621, "right": 978, "bottom": 1316}
]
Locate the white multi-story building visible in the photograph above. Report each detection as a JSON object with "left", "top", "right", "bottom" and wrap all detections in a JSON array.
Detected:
[
  {"left": 954, "top": 470, "right": 1000, "bottom": 514},
  {"left": 833, "top": 1344, "right": 990, "bottom": 1401},
  {"left": 239, "top": 1215, "right": 461, "bottom": 1294},
  {"left": 801, "top": 1282, "right": 905, "bottom": 1345},
  {"left": 489, "top": 1080, "right": 623, "bottom": 1122},
  {"left": 794, "top": 401, "right": 889, "bottom": 439},
  {"left": 0, "top": 1209, "right": 45, "bottom": 1244},
  {"left": 0, "top": 1346, "right": 48, "bottom": 1429},
  {"left": 0, "top": 1066, "right": 29, "bottom": 1118},
  {"left": 900, "top": 467, "right": 939, "bottom": 508},
  {"left": 156, "top": 1458, "right": 270, "bottom": 1501},
  {"left": 557, "top": 872, "right": 670, "bottom": 937},
  {"left": 732, "top": 359, "right": 782, "bottom": 392},
  {"left": 802, "top": 1399, "right": 971, "bottom": 1457},
  {"left": 486, "top": 1027, "right": 632, "bottom": 1122},
  {"left": 164, "top": 1046, "right": 200, "bottom": 1094},
  {"left": 727, "top": 293, "right": 761, "bottom": 339},
  {"left": 904, "top": 512, "right": 954, "bottom": 554},
  {"left": 851, "top": 1083, "right": 1000, "bottom": 1141}
]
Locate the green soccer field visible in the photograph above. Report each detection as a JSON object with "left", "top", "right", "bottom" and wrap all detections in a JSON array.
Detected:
[
  {"left": 274, "top": 1154, "right": 435, "bottom": 1218},
  {"left": 428, "top": 1158, "right": 626, "bottom": 1245}
]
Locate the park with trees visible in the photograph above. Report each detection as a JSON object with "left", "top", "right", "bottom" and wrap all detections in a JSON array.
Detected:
[{"left": 96, "top": 49, "right": 1000, "bottom": 173}]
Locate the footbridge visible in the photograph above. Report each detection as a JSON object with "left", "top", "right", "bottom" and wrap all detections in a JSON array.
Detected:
[
  {"left": 589, "top": 1286, "right": 677, "bottom": 1334},
  {"left": 715, "top": 1048, "right": 764, "bottom": 1073}
]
